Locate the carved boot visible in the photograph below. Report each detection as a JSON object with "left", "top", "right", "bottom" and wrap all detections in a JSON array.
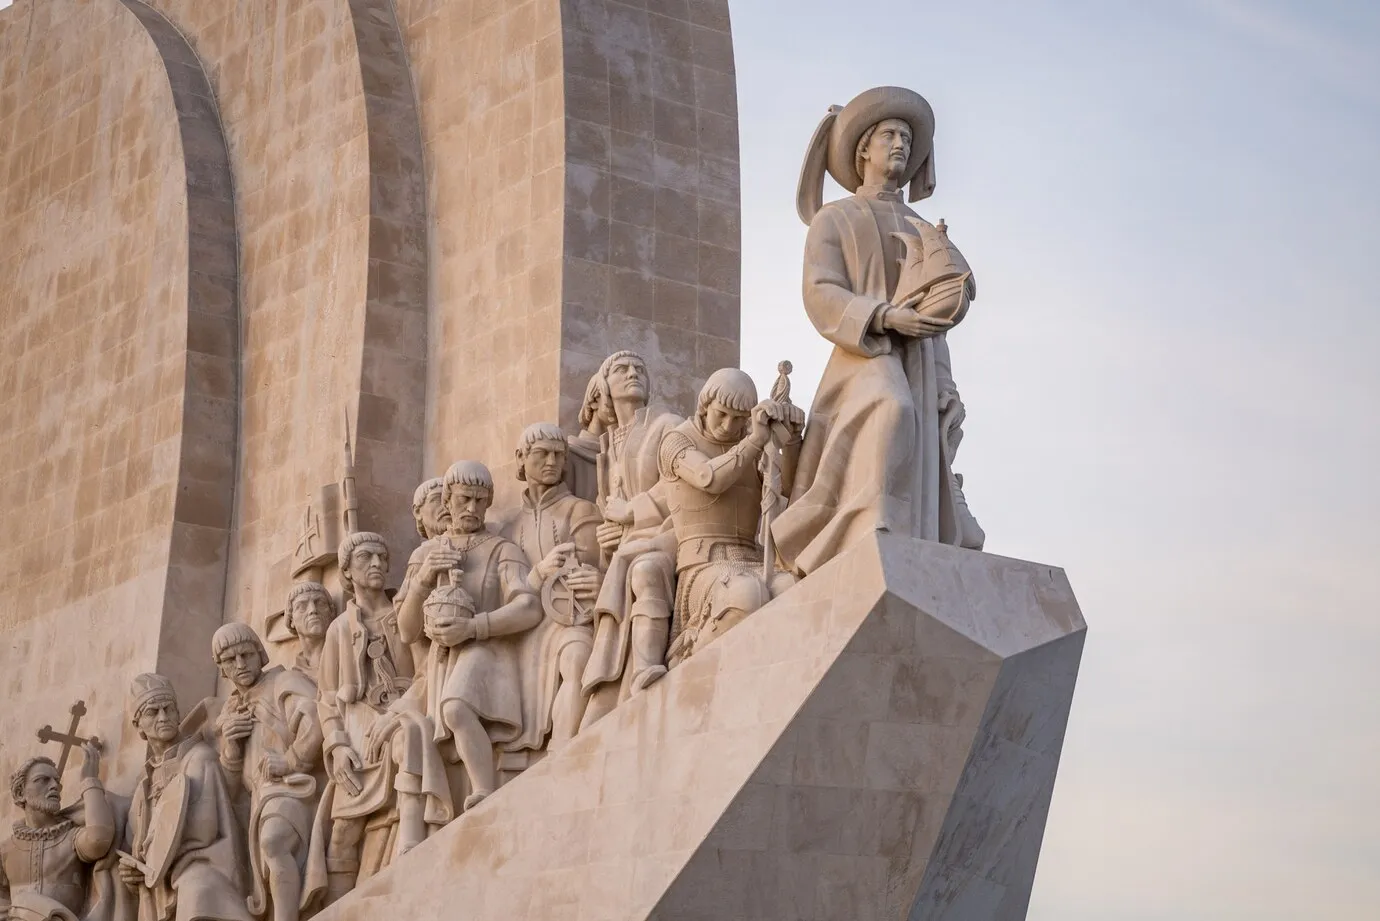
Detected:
[{"left": 628, "top": 602, "right": 669, "bottom": 693}]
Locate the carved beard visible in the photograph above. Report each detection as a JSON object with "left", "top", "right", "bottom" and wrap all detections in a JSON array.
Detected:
[{"left": 31, "top": 795, "right": 62, "bottom": 817}]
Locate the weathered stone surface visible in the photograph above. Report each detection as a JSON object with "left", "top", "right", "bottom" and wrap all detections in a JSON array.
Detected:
[{"left": 313, "top": 534, "right": 1084, "bottom": 921}]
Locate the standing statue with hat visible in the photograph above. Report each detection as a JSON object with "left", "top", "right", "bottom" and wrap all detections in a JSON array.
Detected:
[{"left": 772, "top": 86, "right": 987, "bottom": 578}]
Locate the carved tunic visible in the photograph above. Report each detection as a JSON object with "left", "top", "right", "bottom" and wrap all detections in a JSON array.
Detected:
[
  {"left": 127, "top": 736, "right": 252, "bottom": 921},
  {"left": 318, "top": 602, "right": 450, "bottom": 835},
  {"left": 497, "top": 484, "right": 601, "bottom": 749},
  {"left": 0, "top": 803, "right": 106, "bottom": 920},
  {"left": 410, "top": 532, "right": 541, "bottom": 752},
  {"left": 205, "top": 666, "right": 325, "bottom": 917},
  {"left": 772, "top": 186, "right": 968, "bottom": 576}
]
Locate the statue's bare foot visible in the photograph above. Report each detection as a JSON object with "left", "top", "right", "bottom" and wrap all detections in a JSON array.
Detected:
[
  {"left": 631, "top": 665, "right": 667, "bottom": 694},
  {"left": 463, "top": 790, "right": 491, "bottom": 811}
]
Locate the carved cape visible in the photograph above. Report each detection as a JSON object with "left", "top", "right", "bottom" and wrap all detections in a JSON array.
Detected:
[
  {"left": 771, "top": 187, "right": 966, "bottom": 576},
  {"left": 125, "top": 735, "right": 251, "bottom": 921}
]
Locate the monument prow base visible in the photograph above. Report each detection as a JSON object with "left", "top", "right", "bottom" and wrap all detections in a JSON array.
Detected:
[{"left": 316, "top": 534, "right": 1086, "bottom": 921}]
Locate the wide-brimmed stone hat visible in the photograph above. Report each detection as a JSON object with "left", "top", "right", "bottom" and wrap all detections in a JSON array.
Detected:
[
  {"left": 827, "top": 86, "right": 934, "bottom": 192},
  {"left": 797, "top": 85, "right": 938, "bottom": 224}
]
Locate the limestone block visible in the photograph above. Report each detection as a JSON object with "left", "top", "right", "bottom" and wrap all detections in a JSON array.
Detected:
[{"left": 314, "top": 533, "right": 1085, "bottom": 921}]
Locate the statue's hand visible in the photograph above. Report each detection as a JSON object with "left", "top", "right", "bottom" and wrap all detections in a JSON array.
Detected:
[
  {"left": 363, "top": 713, "right": 400, "bottom": 765},
  {"left": 330, "top": 746, "right": 364, "bottom": 797},
  {"left": 564, "top": 566, "right": 601, "bottom": 604},
  {"left": 421, "top": 548, "right": 465, "bottom": 588},
  {"left": 534, "top": 542, "right": 575, "bottom": 585},
  {"left": 78, "top": 739, "right": 103, "bottom": 780},
  {"left": 117, "top": 856, "right": 145, "bottom": 889},
  {"left": 595, "top": 521, "right": 624, "bottom": 553},
  {"left": 429, "top": 617, "right": 475, "bottom": 649},
  {"left": 261, "top": 752, "right": 290, "bottom": 781},
  {"left": 883, "top": 307, "right": 952, "bottom": 339}
]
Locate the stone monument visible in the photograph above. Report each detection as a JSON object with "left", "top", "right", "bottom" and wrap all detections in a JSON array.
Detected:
[{"left": 1, "top": 0, "right": 1085, "bottom": 916}]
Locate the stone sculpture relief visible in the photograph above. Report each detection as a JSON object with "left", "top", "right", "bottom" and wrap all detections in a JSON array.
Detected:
[
  {"left": 316, "top": 533, "right": 448, "bottom": 902},
  {"left": 774, "top": 85, "right": 986, "bottom": 578},
  {"left": 206, "top": 624, "right": 324, "bottom": 921},
  {"left": 1, "top": 742, "right": 114, "bottom": 921},
  {"left": 28, "top": 84, "right": 998, "bottom": 914},
  {"left": 119, "top": 673, "right": 251, "bottom": 921},
  {"left": 497, "top": 424, "right": 602, "bottom": 753},
  {"left": 581, "top": 351, "right": 683, "bottom": 728},
  {"left": 660, "top": 369, "right": 804, "bottom": 666},
  {"left": 398, "top": 461, "right": 543, "bottom": 809}
]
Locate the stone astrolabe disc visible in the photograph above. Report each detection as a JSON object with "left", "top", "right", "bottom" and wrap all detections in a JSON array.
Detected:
[{"left": 541, "top": 566, "right": 594, "bottom": 627}]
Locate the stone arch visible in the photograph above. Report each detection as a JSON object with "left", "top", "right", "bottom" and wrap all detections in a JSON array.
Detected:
[{"left": 116, "top": 0, "right": 241, "bottom": 712}]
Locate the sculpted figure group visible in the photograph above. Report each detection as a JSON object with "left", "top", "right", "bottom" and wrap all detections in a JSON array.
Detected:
[{"left": 3, "top": 85, "right": 988, "bottom": 921}]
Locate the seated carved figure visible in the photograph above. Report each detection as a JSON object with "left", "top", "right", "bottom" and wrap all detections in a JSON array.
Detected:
[
  {"left": 581, "top": 351, "right": 683, "bottom": 728},
  {"left": 205, "top": 624, "right": 325, "bottom": 921},
  {"left": 397, "top": 461, "right": 543, "bottom": 811},
  {"left": 118, "top": 673, "right": 252, "bottom": 921},
  {"left": 659, "top": 370, "right": 803, "bottom": 665},
  {"left": 1, "top": 743, "right": 113, "bottom": 921},
  {"left": 497, "top": 423, "right": 603, "bottom": 752},
  {"left": 317, "top": 533, "right": 451, "bottom": 904}
]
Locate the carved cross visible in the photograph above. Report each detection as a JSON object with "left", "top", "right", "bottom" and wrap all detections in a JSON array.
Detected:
[{"left": 36, "top": 700, "right": 98, "bottom": 774}]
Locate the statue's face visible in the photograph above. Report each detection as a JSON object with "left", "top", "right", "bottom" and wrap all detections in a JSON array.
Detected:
[
  {"left": 137, "top": 700, "right": 181, "bottom": 744},
  {"left": 448, "top": 485, "right": 492, "bottom": 534},
  {"left": 216, "top": 640, "right": 265, "bottom": 689},
  {"left": 862, "top": 117, "right": 912, "bottom": 182},
  {"left": 22, "top": 762, "right": 61, "bottom": 815},
  {"left": 606, "top": 357, "right": 648, "bottom": 404},
  {"left": 290, "top": 591, "right": 333, "bottom": 639},
  {"left": 704, "top": 400, "right": 751, "bottom": 442},
  {"left": 419, "top": 487, "right": 451, "bottom": 538},
  {"left": 522, "top": 439, "right": 567, "bottom": 487},
  {"left": 348, "top": 543, "right": 389, "bottom": 590}
]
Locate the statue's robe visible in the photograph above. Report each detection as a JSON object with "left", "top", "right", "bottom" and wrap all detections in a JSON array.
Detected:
[
  {"left": 126, "top": 736, "right": 252, "bottom": 921},
  {"left": 0, "top": 794, "right": 112, "bottom": 921},
  {"left": 584, "top": 405, "right": 682, "bottom": 701},
  {"left": 771, "top": 185, "right": 969, "bottom": 576},
  {"left": 317, "top": 602, "right": 451, "bottom": 878},
  {"left": 407, "top": 532, "right": 542, "bottom": 756},
  {"left": 203, "top": 667, "right": 326, "bottom": 918},
  {"left": 497, "top": 484, "right": 601, "bottom": 750}
]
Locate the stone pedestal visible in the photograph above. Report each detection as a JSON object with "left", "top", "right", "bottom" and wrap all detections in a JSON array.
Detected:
[{"left": 315, "top": 534, "right": 1085, "bottom": 921}]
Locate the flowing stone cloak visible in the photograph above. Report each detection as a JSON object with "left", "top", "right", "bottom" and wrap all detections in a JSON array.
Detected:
[
  {"left": 497, "top": 484, "right": 601, "bottom": 749},
  {"left": 126, "top": 737, "right": 251, "bottom": 921},
  {"left": 317, "top": 603, "right": 450, "bottom": 830},
  {"left": 772, "top": 186, "right": 966, "bottom": 577},
  {"left": 203, "top": 666, "right": 326, "bottom": 918},
  {"left": 412, "top": 533, "right": 541, "bottom": 751}
]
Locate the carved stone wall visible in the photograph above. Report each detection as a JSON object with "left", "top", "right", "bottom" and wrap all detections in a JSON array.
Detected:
[
  {"left": 0, "top": 0, "right": 198, "bottom": 782},
  {"left": 393, "top": 0, "right": 741, "bottom": 498},
  {"left": 0, "top": 0, "right": 742, "bottom": 783}
]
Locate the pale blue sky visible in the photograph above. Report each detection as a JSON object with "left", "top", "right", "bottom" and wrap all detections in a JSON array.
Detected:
[{"left": 733, "top": 1, "right": 1379, "bottom": 918}]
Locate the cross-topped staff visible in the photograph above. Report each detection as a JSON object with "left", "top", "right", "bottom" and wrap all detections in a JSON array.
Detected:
[{"left": 36, "top": 700, "right": 101, "bottom": 774}]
